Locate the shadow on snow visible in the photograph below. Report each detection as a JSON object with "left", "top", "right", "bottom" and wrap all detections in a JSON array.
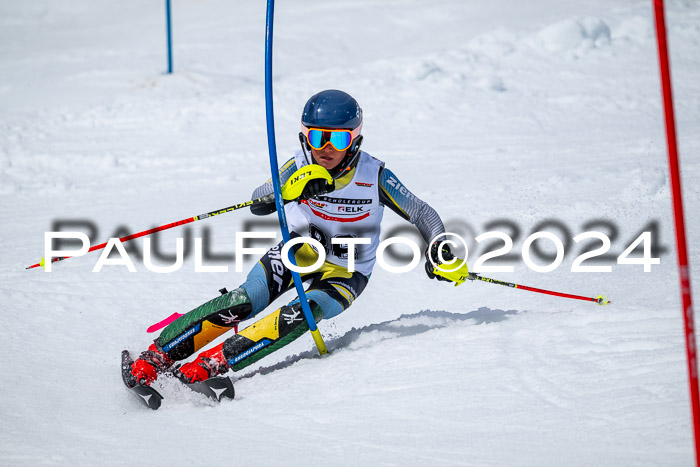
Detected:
[{"left": 237, "top": 307, "right": 519, "bottom": 380}]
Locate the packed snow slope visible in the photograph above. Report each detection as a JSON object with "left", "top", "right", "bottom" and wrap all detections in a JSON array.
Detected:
[{"left": 1, "top": 0, "right": 699, "bottom": 465}]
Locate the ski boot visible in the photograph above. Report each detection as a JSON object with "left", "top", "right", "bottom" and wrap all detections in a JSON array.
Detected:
[
  {"left": 176, "top": 343, "right": 230, "bottom": 384},
  {"left": 130, "top": 343, "right": 174, "bottom": 386}
]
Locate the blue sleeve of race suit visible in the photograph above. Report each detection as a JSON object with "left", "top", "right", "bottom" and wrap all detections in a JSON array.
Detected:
[
  {"left": 378, "top": 167, "right": 445, "bottom": 244},
  {"left": 250, "top": 157, "right": 298, "bottom": 215}
]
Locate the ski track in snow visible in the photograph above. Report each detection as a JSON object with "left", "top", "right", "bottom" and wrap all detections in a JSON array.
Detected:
[{"left": 1, "top": 0, "right": 699, "bottom": 465}]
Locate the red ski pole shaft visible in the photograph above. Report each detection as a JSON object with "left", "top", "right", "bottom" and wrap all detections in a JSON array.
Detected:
[
  {"left": 26, "top": 196, "right": 268, "bottom": 270},
  {"left": 469, "top": 273, "right": 610, "bottom": 305}
]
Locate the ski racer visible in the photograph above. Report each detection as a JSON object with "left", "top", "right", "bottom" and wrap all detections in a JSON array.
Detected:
[{"left": 126, "top": 89, "right": 456, "bottom": 386}]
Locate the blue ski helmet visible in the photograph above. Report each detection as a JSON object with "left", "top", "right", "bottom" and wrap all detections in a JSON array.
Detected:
[
  {"left": 299, "top": 90, "right": 364, "bottom": 177},
  {"left": 301, "top": 89, "right": 363, "bottom": 130}
]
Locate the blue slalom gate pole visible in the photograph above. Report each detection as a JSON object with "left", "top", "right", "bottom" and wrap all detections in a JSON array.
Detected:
[
  {"left": 264, "top": 0, "right": 327, "bottom": 355},
  {"left": 166, "top": 0, "right": 173, "bottom": 73}
]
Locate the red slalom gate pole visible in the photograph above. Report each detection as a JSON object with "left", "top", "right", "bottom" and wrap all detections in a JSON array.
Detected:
[{"left": 653, "top": 0, "right": 699, "bottom": 463}]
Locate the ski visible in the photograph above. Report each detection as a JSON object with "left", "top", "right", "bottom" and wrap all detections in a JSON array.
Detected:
[
  {"left": 121, "top": 350, "right": 164, "bottom": 410},
  {"left": 181, "top": 375, "right": 235, "bottom": 402}
]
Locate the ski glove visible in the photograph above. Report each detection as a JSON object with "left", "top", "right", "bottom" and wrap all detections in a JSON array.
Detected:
[
  {"left": 425, "top": 241, "right": 455, "bottom": 282},
  {"left": 299, "top": 178, "right": 334, "bottom": 200}
]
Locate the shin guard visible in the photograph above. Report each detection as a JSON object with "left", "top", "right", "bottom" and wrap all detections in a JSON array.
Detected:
[
  {"left": 222, "top": 302, "right": 323, "bottom": 371},
  {"left": 156, "top": 288, "right": 253, "bottom": 361}
]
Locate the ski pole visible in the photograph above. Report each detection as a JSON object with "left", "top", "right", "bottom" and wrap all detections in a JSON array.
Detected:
[
  {"left": 468, "top": 273, "right": 610, "bottom": 305},
  {"left": 432, "top": 261, "right": 610, "bottom": 305},
  {"left": 27, "top": 165, "right": 333, "bottom": 270},
  {"left": 27, "top": 198, "right": 266, "bottom": 270}
]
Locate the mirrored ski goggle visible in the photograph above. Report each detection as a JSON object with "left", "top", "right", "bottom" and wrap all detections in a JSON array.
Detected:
[{"left": 301, "top": 125, "right": 361, "bottom": 151}]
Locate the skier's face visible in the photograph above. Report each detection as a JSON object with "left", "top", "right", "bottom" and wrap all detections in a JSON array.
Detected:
[{"left": 311, "top": 145, "right": 346, "bottom": 171}]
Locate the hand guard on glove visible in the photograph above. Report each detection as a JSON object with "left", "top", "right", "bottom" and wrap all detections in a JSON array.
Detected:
[
  {"left": 299, "top": 177, "right": 334, "bottom": 200},
  {"left": 425, "top": 240, "right": 455, "bottom": 282}
]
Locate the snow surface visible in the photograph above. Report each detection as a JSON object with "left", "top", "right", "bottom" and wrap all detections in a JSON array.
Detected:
[{"left": 1, "top": 0, "right": 699, "bottom": 465}]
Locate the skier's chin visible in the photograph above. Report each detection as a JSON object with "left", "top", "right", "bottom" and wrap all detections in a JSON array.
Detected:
[{"left": 318, "top": 160, "right": 336, "bottom": 170}]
